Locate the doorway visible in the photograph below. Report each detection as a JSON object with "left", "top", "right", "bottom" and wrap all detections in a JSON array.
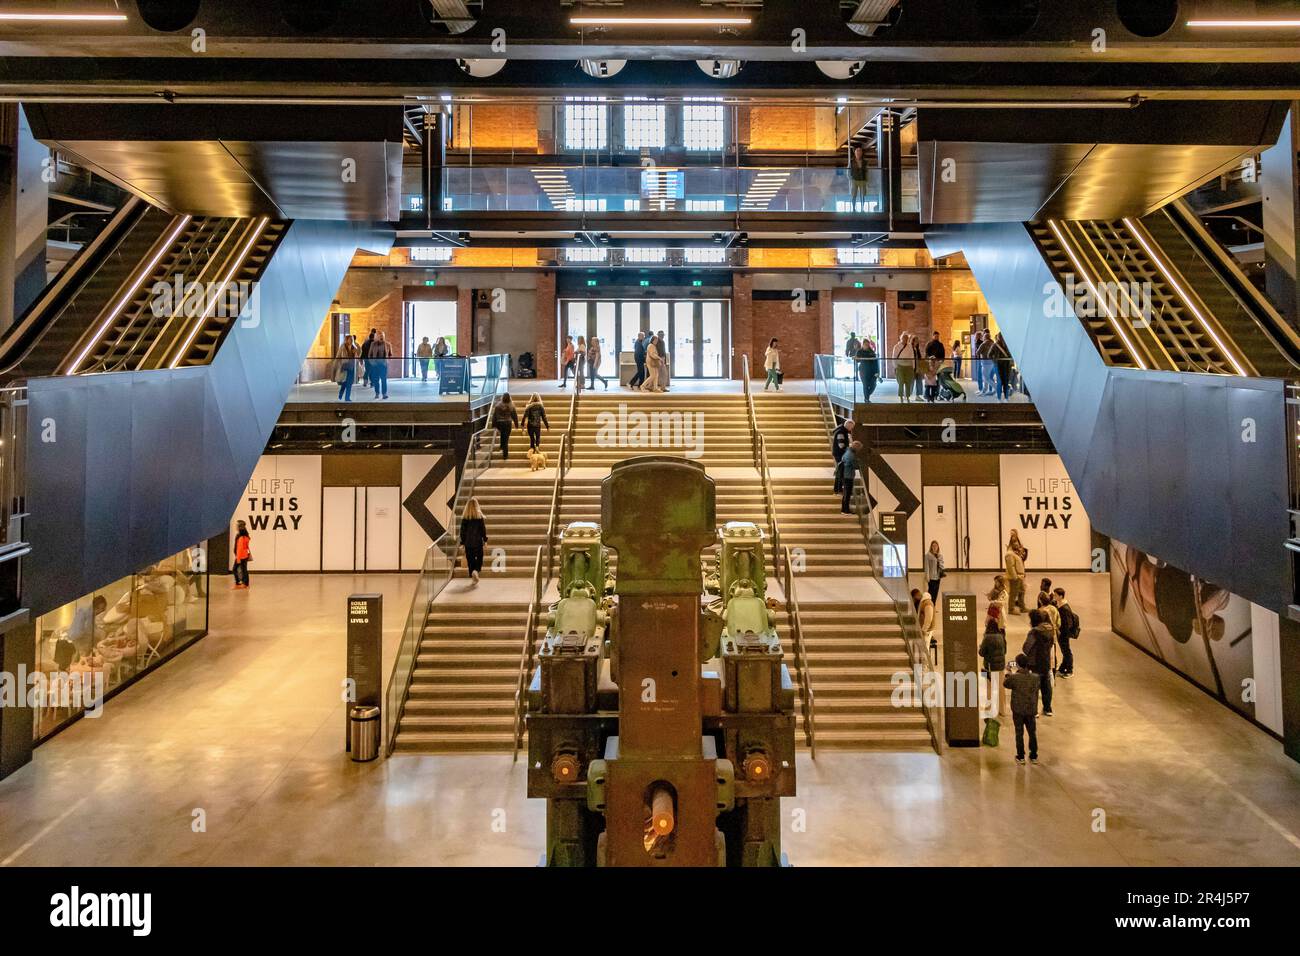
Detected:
[
  {"left": 560, "top": 298, "right": 730, "bottom": 379},
  {"left": 922, "top": 484, "right": 1002, "bottom": 570},
  {"left": 404, "top": 300, "right": 458, "bottom": 378}
]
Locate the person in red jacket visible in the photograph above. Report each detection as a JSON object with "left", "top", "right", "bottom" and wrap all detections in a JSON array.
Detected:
[{"left": 232, "top": 520, "right": 252, "bottom": 590}]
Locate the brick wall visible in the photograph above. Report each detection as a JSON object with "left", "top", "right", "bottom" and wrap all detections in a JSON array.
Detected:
[
  {"left": 732, "top": 273, "right": 753, "bottom": 379},
  {"left": 747, "top": 106, "right": 838, "bottom": 151},
  {"left": 749, "top": 293, "right": 825, "bottom": 379},
  {"left": 535, "top": 271, "right": 557, "bottom": 378},
  {"left": 452, "top": 104, "right": 539, "bottom": 150}
]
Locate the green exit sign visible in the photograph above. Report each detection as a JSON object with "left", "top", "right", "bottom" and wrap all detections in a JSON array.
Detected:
[
  {"left": 586, "top": 279, "right": 597, "bottom": 286},
  {"left": 639, "top": 280, "right": 650, "bottom": 286},
  {"left": 424, "top": 279, "right": 437, "bottom": 286},
  {"left": 853, "top": 281, "right": 864, "bottom": 288},
  {"left": 692, "top": 280, "right": 703, "bottom": 286}
]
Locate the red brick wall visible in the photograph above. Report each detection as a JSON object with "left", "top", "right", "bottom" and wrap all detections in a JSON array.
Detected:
[
  {"left": 535, "top": 271, "right": 557, "bottom": 378},
  {"left": 750, "top": 295, "right": 824, "bottom": 379},
  {"left": 732, "top": 273, "right": 753, "bottom": 380}
]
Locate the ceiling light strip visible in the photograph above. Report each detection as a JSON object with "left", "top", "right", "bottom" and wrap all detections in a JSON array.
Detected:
[
  {"left": 169, "top": 217, "right": 269, "bottom": 369},
  {"left": 571, "top": 16, "right": 751, "bottom": 26},
  {"left": 0, "top": 12, "right": 128, "bottom": 21},
  {"left": 1186, "top": 19, "right": 1300, "bottom": 28}
]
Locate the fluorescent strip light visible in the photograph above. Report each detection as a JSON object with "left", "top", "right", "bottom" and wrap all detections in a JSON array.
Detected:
[
  {"left": 571, "top": 16, "right": 750, "bottom": 26},
  {"left": 67, "top": 214, "right": 191, "bottom": 374},
  {"left": 1186, "top": 19, "right": 1300, "bottom": 28},
  {"left": 0, "top": 12, "right": 128, "bottom": 20}
]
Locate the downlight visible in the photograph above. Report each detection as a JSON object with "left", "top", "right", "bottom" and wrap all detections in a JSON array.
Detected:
[
  {"left": 578, "top": 59, "right": 628, "bottom": 79},
  {"left": 135, "top": 1, "right": 199, "bottom": 31},
  {"left": 816, "top": 60, "right": 866, "bottom": 79},
  {"left": 457, "top": 58, "right": 507, "bottom": 78},
  {"left": 697, "top": 59, "right": 743, "bottom": 79}
]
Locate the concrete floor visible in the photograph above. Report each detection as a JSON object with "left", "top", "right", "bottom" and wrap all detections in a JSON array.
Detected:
[{"left": 1, "top": 570, "right": 1298, "bottom": 866}]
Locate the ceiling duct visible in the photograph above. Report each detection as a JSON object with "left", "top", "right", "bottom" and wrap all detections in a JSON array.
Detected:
[
  {"left": 841, "top": 0, "right": 902, "bottom": 37},
  {"left": 418, "top": 0, "right": 480, "bottom": 35},
  {"left": 579, "top": 59, "right": 628, "bottom": 78}
]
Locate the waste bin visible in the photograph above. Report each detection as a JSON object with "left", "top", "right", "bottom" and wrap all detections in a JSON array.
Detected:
[{"left": 349, "top": 705, "right": 381, "bottom": 762}]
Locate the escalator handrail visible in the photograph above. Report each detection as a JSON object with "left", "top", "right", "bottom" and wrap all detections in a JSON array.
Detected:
[
  {"left": 1164, "top": 198, "right": 1300, "bottom": 373},
  {"left": 0, "top": 195, "right": 146, "bottom": 379}
]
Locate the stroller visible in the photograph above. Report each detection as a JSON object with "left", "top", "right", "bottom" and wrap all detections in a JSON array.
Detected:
[
  {"left": 517, "top": 351, "right": 537, "bottom": 379},
  {"left": 937, "top": 366, "right": 965, "bottom": 401}
]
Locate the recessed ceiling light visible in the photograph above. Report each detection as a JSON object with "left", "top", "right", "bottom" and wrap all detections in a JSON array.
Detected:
[
  {"left": 1186, "top": 19, "right": 1300, "bottom": 28},
  {"left": 571, "top": 16, "right": 751, "bottom": 27},
  {"left": 0, "top": 11, "right": 127, "bottom": 20}
]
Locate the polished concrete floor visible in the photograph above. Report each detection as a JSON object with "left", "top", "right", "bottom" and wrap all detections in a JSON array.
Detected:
[{"left": 1, "top": 571, "right": 1298, "bottom": 866}]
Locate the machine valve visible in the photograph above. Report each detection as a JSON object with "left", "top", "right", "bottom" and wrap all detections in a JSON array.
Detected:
[
  {"left": 741, "top": 751, "right": 773, "bottom": 783},
  {"left": 551, "top": 752, "right": 581, "bottom": 784}
]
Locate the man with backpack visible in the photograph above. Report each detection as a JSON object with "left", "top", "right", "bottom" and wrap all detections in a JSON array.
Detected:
[
  {"left": 830, "top": 418, "right": 855, "bottom": 494},
  {"left": 1005, "top": 654, "right": 1041, "bottom": 763},
  {"left": 1022, "top": 608, "right": 1055, "bottom": 717},
  {"left": 1053, "top": 587, "right": 1079, "bottom": 677}
]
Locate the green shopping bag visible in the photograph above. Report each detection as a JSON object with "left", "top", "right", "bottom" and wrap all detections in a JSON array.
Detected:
[{"left": 982, "top": 717, "right": 1000, "bottom": 747}]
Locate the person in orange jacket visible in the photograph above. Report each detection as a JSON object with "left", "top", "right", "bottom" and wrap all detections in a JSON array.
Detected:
[{"left": 233, "top": 520, "right": 252, "bottom": 590}]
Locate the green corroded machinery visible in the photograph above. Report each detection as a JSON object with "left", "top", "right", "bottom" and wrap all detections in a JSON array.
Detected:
[{"left": 525, "top": 457, "right": 796, "bottom": 867}]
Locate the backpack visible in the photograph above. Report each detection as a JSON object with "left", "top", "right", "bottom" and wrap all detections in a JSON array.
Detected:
[
  {"left": 1060, "top": 604, "right": 1079, "bottom": 639},
  {"left": 982, "top": 717, "right": 1000, "bottom": 747}
]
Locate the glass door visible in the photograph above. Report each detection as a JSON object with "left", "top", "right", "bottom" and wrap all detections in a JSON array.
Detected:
[
  {"left": 558, "top": 297, "right": 729, "bottom": 379},
  {"left": 671, "top": 302, "right": 694, "bottom": 379},
  {"left": 700, "top": 301, "right": 724, "bottom": 378}
]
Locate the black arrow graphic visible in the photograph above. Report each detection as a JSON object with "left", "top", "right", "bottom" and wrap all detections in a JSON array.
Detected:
[
  {"left": 865, "top": 449, "right": 920, "bottom": 518},
  {"left": 403, "top": 454, "right": 456, "bottom": 542}
]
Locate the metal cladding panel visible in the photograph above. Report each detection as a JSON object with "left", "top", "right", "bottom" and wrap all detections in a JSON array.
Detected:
[
  {"left": 927, "top": 222, "right": 1291, "bottom": 612},
  {"left": 25, "top": 220, "right": 394, "bottom": 616}
]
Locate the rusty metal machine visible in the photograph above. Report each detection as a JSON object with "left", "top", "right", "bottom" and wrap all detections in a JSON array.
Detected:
[{"left": 526, "top": 456, "right": 796, "bottom": 867}]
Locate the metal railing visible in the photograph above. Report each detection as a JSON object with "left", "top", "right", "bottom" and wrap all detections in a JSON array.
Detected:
[
  {"left": 382, "top": 534, "right": 457, "bottom": 754},
  {"left": 544, "top": 388, "right": 579, "bottom": 581},
  {"left": 781, "top": 545, "right": 817, "bottom": 757},
  {"left": 742, "top": 353, "right": 785, "bottom": 581},
  {"left": 511, "top": 545, "right": 547, "bottom": 760}
]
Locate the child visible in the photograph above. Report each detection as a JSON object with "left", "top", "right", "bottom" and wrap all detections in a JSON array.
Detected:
[{"left": 1004, "top": 653, "right": 1041, "bottom": 763}]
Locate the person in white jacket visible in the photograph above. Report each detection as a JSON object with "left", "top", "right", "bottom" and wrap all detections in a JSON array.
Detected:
[{"left": 764, "top": 337, "right": 782, "bottom": 391}]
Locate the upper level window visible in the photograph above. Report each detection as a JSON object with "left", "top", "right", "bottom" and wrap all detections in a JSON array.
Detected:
[
  {"left": 684, "top": 247, "right": 727, "bottom": 263},
  {"left": 683, "top": 98, "right": 725, "bottom": 151},
  {"left": 410, "top": 246, "right": 454, "bottom": 262},
  {"left": 624, "top": 98, "right": 666, "bottom": 149},
  {"left": 624, "top": 247, "right": 667, "bottom": 263},
  {"left": 838, "top": 246, "right": 881, "bottom": 265},
  {"left": 564, "top": 98, "right": 608, "bottom": 150},
  {"left": 565, "top": 247, "right": 608, "bottom": 263},
  {"left": 685, "top": 199, "right": 724, "bottom": 211}
]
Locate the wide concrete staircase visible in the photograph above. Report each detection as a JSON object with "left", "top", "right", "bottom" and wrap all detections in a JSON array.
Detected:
[
  {"left": 569, "top": 392, "right": 755, "bottom": 468},
  {"left": 393, "top": 601, "right": 545, "bottom": 752}
]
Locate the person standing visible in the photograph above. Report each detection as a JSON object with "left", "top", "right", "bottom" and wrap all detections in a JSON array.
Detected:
[
  {"left": 630, "top": 331, "right": 647, "bottom": 388},
  {"left": 910, "top": 335, "right": 924, "bottom": 400},
  {"left": 587, "top": 337, "right": 609, "bottom": 390},
  {"left": 433, "top": 335, "right": 450, "bottom": 382},
  {"left": 892, "top": 332, "right": 914, "bottom": 403},
  {"left": 987, "top": 574, "right": 1009, "bottom": 615},
  {"left": 523, "top": 394, "right": 549, "bottom": 451},
  {"left": 1005, "top": 540, "right": 1027, "bottom": 614},
  {"left": 359, "top": 329, "right": 376, "bottom": 388},
  {"left": 979, "top": 608, "right": 1008, "bottom": 718},
  {"left": 416, "top": 335, "right": 434, "bottom": 382},
  {"left": 951, "top": 338, "right": 964, "bottom": 379},
  {"left": 912, "top": 587, "right": 936, "bottom": 645},
  {"left": 333, "top": 334, "right": 359, "bottom": 402},
  {"left": 1053, "top": 587, "right": 1079, "bottom": 677},
  {"left": 856, "top": 339, "right": 879, "bottom": 402},
  {"left": 764, "top": 337, "right": 782, "bottom": 391},
  {"left": 848, "top": 144, "right": 870, "bottom": 211},
  {"left": 656, "top": 329, "right": 671, "bottom": 390},
  {"left": 972, "top": 331, "right": 985, "bottom": 393},
  {"left": 993, "top": 333, "right": 1014, "bottom": 401},
  {"left": 831, "top": 418, "right": 855, "bottom": 494},
  {"left": 643, "top": 335, "right": 665, "bottom": 392},
  {"left": 845, "top": 332, "right": 861, "bottom": 361},
  {"left": 977, "top": 330, "right": 995, "bottom": 395},
  {"left": 370, "top": 330, "right": 392, "bottom": 399},
  {"left": 1023, "top": 608, "right": 1055, "bottom": 717},
  {"left": 924, "top": 332, "right": 945, "bottom": 403},
  {"left": 492, "top": 393, "right": 519, "bottom": 460},
  {"left": 459, "top": 497, "right": 488, "bottom": 585},
  {"left": 232, "top": 520, "right": 252, "bottom": 590},
  {"left": 559, "top": 335, "right": 577, "bottom": 387},
  {"left": 924, "top": 540, "right": 945, "bottom": 603},
  {"left": 574, "top": 336, "right": 587, "bottom": 391},
  {"left": 1005, "top": 654, "right": 1041, "bottom": 763},
  {"left": 837, "top": 440, "right": 863, "bottom": 514}
]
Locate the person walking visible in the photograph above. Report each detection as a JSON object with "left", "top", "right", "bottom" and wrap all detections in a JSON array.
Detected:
[
  {"left": 459, "top": 497, "right": 488, "bottom": 585},
  {"left": 856, "top": 339, "right": 879, "bottom": 402},
  {"left": 837, "top": 440, "right": 863, "bottom": 514},
  {"left": 492, "top": 393, "right": 519, "bottom": 461},
  {"left": 1005, "top": 539, "right": 1027, "bottom": 614},
  {"left": 333, "top": 334, "right": 359, "bottom": 402},
  {"left": 1005, "top": 654, "right": 1041, "bottom": 763},
  {"left": 972, "top": 330, "right": 986, "bottom": 393},
  {"left": 924, "top": 540, "right": 945, "bottom": 603},
  {"left": 416, "top": 336, "right": 434, "bottom": 382},
  {"left": 359, "top": 329, "right": 376, "bottom": 388},
  {"left": 892, "top": 333, "right": 914, "bottom": 403},
  {"left": 1023, "top": 608, "right": 1055, "bottom": 717},
  {"left": 656, "top": 330, "right": 671, "bottom": 390},
  {"left": 559, "top": 335, "right": 577, "bottom": 387},
  {"left": 993, "top": 333, "right": 1014, "bottom": 401},
  {"left": 976, "top": 330, "right": 995, "bottom": 395},
  {"left": 433, "top": 335, "right": 450, "bottom": 382},
  {"left": 369, "top": 330, "right": 392, "bottom": 399},
  {"left": 848, "top": 144, "right": 870, "bottom": 211},
  {"left": 1053, "top": 587, "right": 1079, "bottom": 677},
  {"left": 951, "top": 338, "right": 964, "bottom": 379},
  {"left": 763, "top": 337, "right": 782, "bottom": 391},
  {"left": 845, "top": 332, "right": 861, "bottom": 361},
  {"left": 630, "top": 331, "right": 647, "bottom": 388},
  {"left": 923, "top": 332, "right": 944, "bottom": 403},
  {"left": 980, "top": 608, "right": 1008, "bottom": 718},
  {"left": 574, "top": 335, "right": 587, "bottom": 391},
  {"left": 987, "top": 573, "right": 1009, "bottom": 614},
  {"left": 232, "top": 520, "right": 252, "bottom": 590},
  {"left": 587, "top": 336, "right": 609, "bottom": 389},
  {"left": 523, "top": 393, "right": 549, "bottom": 451},
  {"left": 643, "top": 335, "right": 665, "bottom": 392},
  {"left": 912, "top": 587, "right": 936, "bottom": 645},
  {"left": 831, "top": 417, "right": 855, "bottom": 494}
]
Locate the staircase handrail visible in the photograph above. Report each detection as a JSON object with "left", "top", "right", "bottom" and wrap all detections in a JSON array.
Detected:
[
  {"left": 511, "top": 544, "right": 547, "bottom": 760},
  {"left": 781, "top": 545, "right": 817, "bottom": 758},
  {"left": 741, "top": 353, "right": 786, "bottom": 581}
]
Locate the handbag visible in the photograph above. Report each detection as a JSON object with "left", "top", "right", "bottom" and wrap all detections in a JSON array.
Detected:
[
  {"left": 982, "top": 717, "right": 1000, "bottom": 747},
  {"left": 776, "top": 370, "right": 785, "bottom": 384}
]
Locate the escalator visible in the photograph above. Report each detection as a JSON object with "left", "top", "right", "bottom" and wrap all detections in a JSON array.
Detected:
[
  {"left": 928, "top": 211, "right": 1294, "bottom": 614},
  {"left": 1027, "top": 204, "right": 1300, "bottom": 381}
]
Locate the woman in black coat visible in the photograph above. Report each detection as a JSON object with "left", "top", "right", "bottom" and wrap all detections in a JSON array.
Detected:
[{"left": 460, "top": 497, "right": 489, "bottom": 584}]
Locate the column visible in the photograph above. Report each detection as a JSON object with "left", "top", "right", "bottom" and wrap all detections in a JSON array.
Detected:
[
  {"left": 732, "top": 272, "right": 753, "bottom": 380},
  {"left": 1261, "top": 103, "right": 1300, "bottom": 326}
]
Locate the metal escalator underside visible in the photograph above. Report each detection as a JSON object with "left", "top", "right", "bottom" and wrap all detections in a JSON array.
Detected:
[
  {"left": 0, "top": 197, "right": 288, "bottom": 383},
  {"left": 1028, "top": 200, "right": 1300, "bottom": 382}
]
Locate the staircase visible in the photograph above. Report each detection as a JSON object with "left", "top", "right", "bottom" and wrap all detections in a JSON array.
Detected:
[
  {"left": 393, "top": 601, "right": 544, "bottom": 752},
  {"left": 790, "top": 601, "right": 932, "bottom": 749},
  {"left": 569, "top": 392, "right": 755, "bottom": 468}
]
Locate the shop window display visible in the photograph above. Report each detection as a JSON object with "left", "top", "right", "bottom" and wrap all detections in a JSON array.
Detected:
[{"left": 32, "top": 544, "right": 209, "bottom": 741}]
